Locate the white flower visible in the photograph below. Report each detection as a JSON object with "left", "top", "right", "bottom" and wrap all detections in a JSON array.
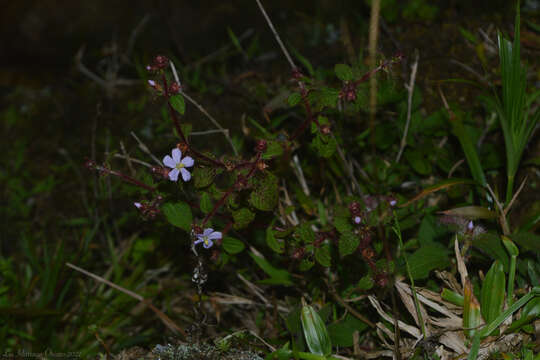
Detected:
[
  {"left": 134, "top": 202, "right": 142, "bottom": 209},
  {"left": 194, "top": 228, "right": 222, "bottom": 249},
  {"left": 354, "top": 216, "right": 362, "bottom": 224},
  {"left": 163, "top": 148, "right": 194, "bottom": 182}
]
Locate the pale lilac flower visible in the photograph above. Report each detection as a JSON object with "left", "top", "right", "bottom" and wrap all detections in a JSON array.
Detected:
[
  {"left": 134, "top": 202, "right": 142, "bottom": 209},
  {"left": 354, "top": 216, "right": 362, "bottom": 224},
  {"left": 389, "top": 199, "right": 397, "bottom": 207},
  {"left": 194, "top": 228, "right": 222, "bottom": 249},
  {"left": 467, "top": 220, "right": 474, "bottom": 231},
  {"left": 163, "top": 148, "right": 194, "bottom": 182},
  {"left": 148, "top": 79, "right": 156, "bottom": 87}
]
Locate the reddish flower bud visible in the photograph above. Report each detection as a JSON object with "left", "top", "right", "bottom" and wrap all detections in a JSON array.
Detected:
[
  {"left": 177, "top": 142, "right": 189, "bottom": 153},
  {"left": 84, "top": 158, "right": 97, "bottom": 170},
  {"left": 151, "top": 166, "right": 170, "bottom": 179},
  {"left": 153, "top": 55, "right": 169, "bottom": 69},
  {"left": 292, "top": 247, "right": 305, "bottom": 260},
  {"left": 320, "top": 124, "right": 331, "bottom": 135},
  {"left": 256, "top": 160, "right": 268, "bottom": 171},
  {"left": 375, "top": 273, "right": 388, "bottom": 288},
  {"left": 291, "top": 68, "right": 303, "bottom": 80},
  {"left": 235, "top": 175, "right": 248, "bottom": 190},
  {"left": 349, "top": 201, "right": 361, "bottom": 215},
  {"left": 255, "top": 139, "right": 267, "bottom": 153},
  {"left": 192, "top": 224, "right": 203, "bottom": 235},
  {"left": 169, "top": 82, "right": 181, "bottom": 94},
  {"left": 362, "top": 247, "right": 375, "bottom": 260}
]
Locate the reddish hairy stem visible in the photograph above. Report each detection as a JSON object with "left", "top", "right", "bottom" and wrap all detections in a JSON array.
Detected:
[
  {"left": 161, "top": 75, "right": 227, "bottom": 169},
  {"left": 97, "top": 165, "right": 156, "bottom": 192},
  {"left": 201, "top": 152, "right": 261, "bottom": 227},
  {"left": 289, "top": 88, "right": 320, "bottom": 142}
]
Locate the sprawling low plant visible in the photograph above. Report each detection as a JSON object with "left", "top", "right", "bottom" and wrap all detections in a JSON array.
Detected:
[{"left": 79, "top": 2, "right": 539, "bottom": 359}]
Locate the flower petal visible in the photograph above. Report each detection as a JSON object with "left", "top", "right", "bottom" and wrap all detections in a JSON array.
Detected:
[
  {"left": 134, "top": 202, "right": 142, "bottom": 209},
  {"left": 172, "top": 148, "right": 182, "bottom": 163},
  {"left": 203, "top": 239, "right": 214, "bottom": 249},
  {"left": 181, "top": 156, "right": 194, "bottom": 167},
  {"left": 194, "top": 238, "right": 203, "bottom": 245},
  {"left": 163, "top": 155, "right": 175, "bottom": 169},
  {"left": 203, "top": 228, "right": 214, "bottom": 236},
  {"left": 208, "top": 231, "right": 222, "bottom": 240},
  {"left": 180, "top": 168, "right": 191, "bottom": 182},
  {"left": 168, "top": 168, "right": 180, "bottom": 181}
]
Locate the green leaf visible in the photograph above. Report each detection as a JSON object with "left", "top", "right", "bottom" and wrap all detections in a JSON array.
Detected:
[
  {"left": 249, "top": 171, "right": 278, "bottom": 211},
  {"left": 474, "top": 232, "right": 510, "bottom": 270},
  {"left": 511, "top": 231, "right": 540, "bottom": 252},
  {"left": 334, "top": 64, "right": 353, "bottom": 81},
  {"left": 288, "top": 92, "right": 302, "bottom": 107},
  {"left": 357, "top": 275, "right": 374, "bottom": 290},
  {"left": 418, "top": 214, "right": 449, "bottom": 246},
  {"left": 333, "top": 215, "right": 353, "bottom": 234},
  {"left": 315, "top": 244, "right": 331, "bottom": 267},
  {"left": 262, "top": 140, "right": 283, "bottom": 160},
  {"left": 440, "top": 206, "right": 497, "bottom": 219},
  {"left": 193, "top": 167, "right": 215, "bottom": 188},
  {"left": 339, "top": 231, "right": 359, "bottom": 258},
  {"left": 327, "top": 314, "right": 368, "bottom": 347},
  {"left": 295, "top": 223, "right": 316, "bottom": 244},
  {"left": 506, "top": 297, "right": 540, "bottom": 332},
  {"left": 249, "top": 253, "right": 293, "bottom": 286},
  {"left": 301, "top": 304, "right": 332, "bottom": 356},
  {"left": 266, "top": 226, "right": 284, "bottom": 253},
  {"left": 170, "top": 94, "right": 185, "bottom": 115},
  {"left": 200, "top": 192, "right": 213, "bottom": 214},
  {"left": 299, "top": 259, "right": 314, "bottom": 271},
  {"left": 404, "top": 148, "right": 432, "bottom": 175},
  {"left": 449, "top": 111, "right": 487, "bottom": 187},
  {"left": 162, "top": 202, "right": 192, "bottom": 231},
  {"left": 480, "top": 261, "right": 506, "bottom": 327},
  {"left": 407, "top": 244, "right": 450, "bottom": 279},
  {"left": 222, "top": 236, "right": 245, "bottom": 254},
  {"left": 232, "top": 208, "right": 255, "bottom": 230},
  {"left": 311, "top": 133, "right": 337, "bottom": 158},
  {"left": 463, "top": 279, "right": 482, "bottom": 339}
]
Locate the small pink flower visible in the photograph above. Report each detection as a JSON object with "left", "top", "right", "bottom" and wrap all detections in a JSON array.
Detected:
[
  {"left": 163, "top": 148, "right": 194, "bottom": 182},
  {"left": 194, "top": 228, "right": 222, "bottom": 249}
]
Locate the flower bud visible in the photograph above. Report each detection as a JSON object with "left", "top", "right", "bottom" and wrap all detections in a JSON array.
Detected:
[
  {"left": 153, "top": 55, "right": 169, "bottom": 69},
  {"left": 255, "top": 139, "right": 267, "bottom": 152},
  {"left": 169, "top": 81, "right": 181, "bottom": 94}
]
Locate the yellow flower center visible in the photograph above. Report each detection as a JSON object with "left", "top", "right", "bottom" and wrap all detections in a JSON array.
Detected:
[
  {"left": 203, "top": 236, "right": 209, "bottom": 246},
  {"left": 175, "top": 163, "right": 185, "bottom": 170}
]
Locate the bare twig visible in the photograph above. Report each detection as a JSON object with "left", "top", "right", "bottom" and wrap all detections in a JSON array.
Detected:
[
  {"left": 504, "top": 176, "right": 527, "bottom": 217},
  {"left": 368, "top": 0, "right": 381, "bottom": 150},
  {"left": 66, "top": 262, "right": 186, "bottom": 336},
  {"left": 169, "top": 61, "right": 237, "bottom": 155},
  {"left": 254, "top": 0, "right": 296, "bottom": 70},
  {"left": 109, "top": 153, "right": 153, "bottom": 168},
  {"left": 328, "top": 284, "right": 376, "bottom": 328},
  {"left": 334, "top": 136, "right": 362, "bottom": 195},
  {"left": 120, "top": 141, "right": 135, "bottom": 175},
  {"left": 396, "top": 51, "right": 419, "bottom": 163},
  {"left": 291, "top": 155, "right": 310, "bottom": 196},
  {"left": 186, "top": 29, "right": 254, "bottom": 70},
  {"left": 130, "top": 131, "right": 162, "bottom": 166},
  {"left": 485, "top": 184, "right": 510, "bottom": 235},
  {"left": 126, "top": 14, "right": 151, "bottom": 58}
]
